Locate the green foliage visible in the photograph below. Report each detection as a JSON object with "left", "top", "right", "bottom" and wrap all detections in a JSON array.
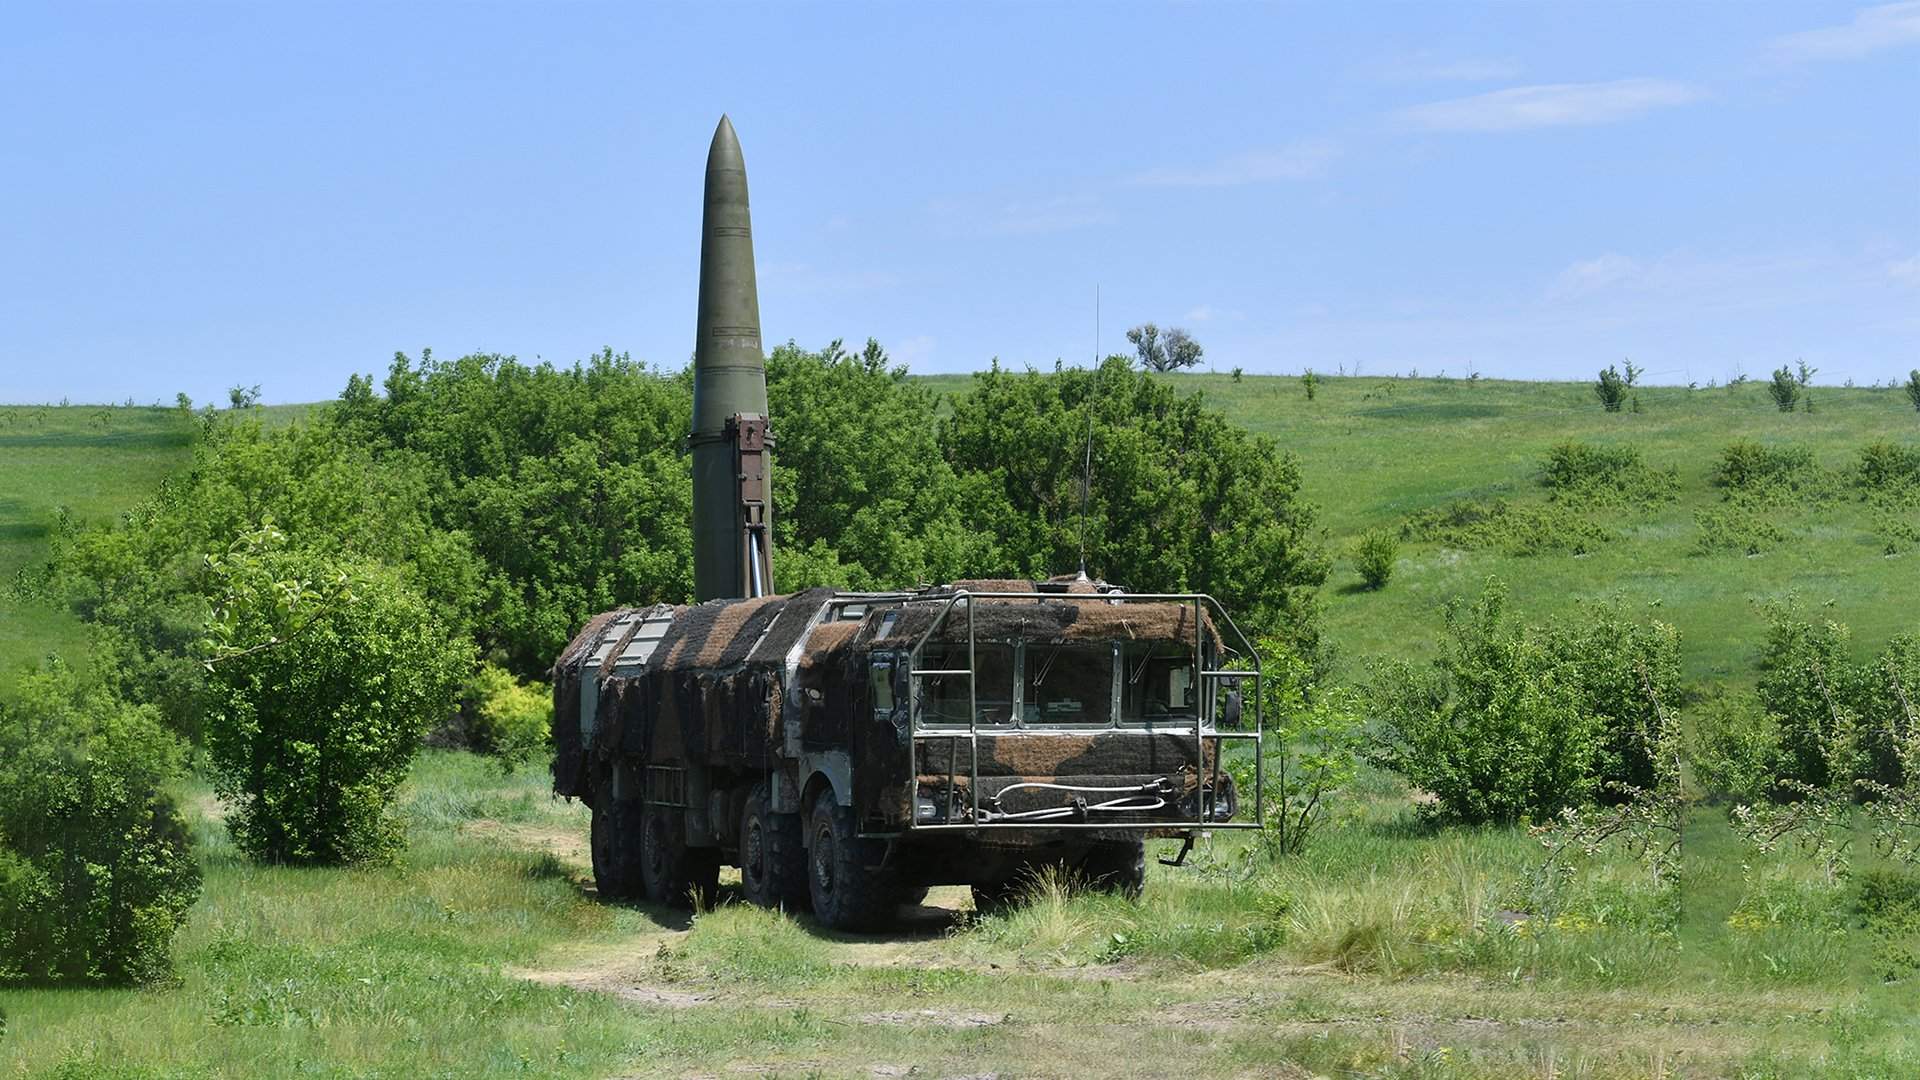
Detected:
[
  {"left": 942, "top": 356, "right": 1328, "bottom": 656},
  {"left": 1353, "top": 529, "right": 1397, "bottom": 590},
  {"left": 1229, "top": 637, "right": 1365, "bottom": 857},
  {"left": 1124, "top": 323, "right": 1203, "bottom": 373},
  {"left": 1768, "top": 366, "right": 1800, "bottom": 412},
  {"left": 1401, "top": 497, "right": 1614, "bottom": 556},
  {"left": 1301, "top": 369, "right": 1319, "bottom": 401},
  {"left": 200, "top": 529, "right": 471, "bottom": 865},
  {"left": 1539, "top": 441, "right": 1678, "bottom": 507},
  {"left": 1856, "top": 441, "right": 1920, "bottom": 495},
  {"left": 1593, "top": 365, "right": 1627, "bottom": 412},
  {"left": 0, "top": 665, "right": 199, "bottom": 985},
  {"left": 1756, "top": 604, "right": 1861, "bottom": 793},
  {"left": 1687, "top": 684, "right": 1779, "bottom": 803},
  {"left": 1692, "top": 500, "right": 1789, "bottom": 555},
  {"left": 462, "top": 661, "right": 551, "bottom": 765},
  {"left": 1368, "top": 580, "right": 1605, "bottom": 824},
  {"left": 1710, "top": 440, "right": 1821, "bottom": 496},
  {"left": 1906, "top": 370, "right": 1920, "bottom": 412}
]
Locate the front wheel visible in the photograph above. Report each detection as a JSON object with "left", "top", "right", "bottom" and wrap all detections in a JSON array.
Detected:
[
  {"left": 739, "top": 782, "right": 809, "bottom": 911},
  {"left": 639, "top": 803, "right": 718, "bottom": 909},
  {"left": 806, "top": 797, "right": 900, "bottom": 931},
  {"left": 590, "top": 797, "right": 646, "bottom": 901},
  {"left": 1077, "top": 840, "right": 1146, "bottom": 899}
]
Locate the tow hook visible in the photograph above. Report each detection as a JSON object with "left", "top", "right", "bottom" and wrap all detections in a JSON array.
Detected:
[{"left": 1159, "top": 832, "right": 1196, "bottom": 867}]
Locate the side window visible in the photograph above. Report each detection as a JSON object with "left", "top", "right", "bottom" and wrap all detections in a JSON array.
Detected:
[{"left": 869, "top": 658, "right": 895, "bottom": 715}]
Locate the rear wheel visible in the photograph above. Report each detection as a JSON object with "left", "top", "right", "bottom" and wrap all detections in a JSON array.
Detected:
[
  {"left": 639, "top": 803, "right": 718, "bottom": 909},
  {"left": 739, "top": 783, "right": 808, "bottom": 911},
  {"left": 806, "top": 797, "right": 900, "bottom": 931},
  {"left": 1077, "top": 840, "right": 1147, "bottom": 899},
  {"left": 589, "top": 796, "right": 646, "bottom": 901},
  {"left": 968, "top": 875, "right": 1025, "bottom": 916}
]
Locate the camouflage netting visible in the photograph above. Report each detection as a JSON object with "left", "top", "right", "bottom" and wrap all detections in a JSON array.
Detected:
[{"left": 876, "top": 587, "right": 1221, "bottom": 653}]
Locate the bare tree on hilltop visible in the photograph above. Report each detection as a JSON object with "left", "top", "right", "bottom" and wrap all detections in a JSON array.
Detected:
[{"left": 1126, "top": 323, "right": 1204, "bottom": 372}]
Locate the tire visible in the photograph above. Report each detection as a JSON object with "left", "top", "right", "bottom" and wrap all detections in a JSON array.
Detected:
[
  {"left": 1077, "top": 840, "right": 1147, "bottom": 899},
  {"left": 639, "top": 802, "right": 719, "bottom": 909},
  {"left": 968, "top": 876, "right": 1024, "bottom": 916},
  {"left": 806, "top": 796, "right": 900, "bottom": 931},
  {"left": 739, "top": 782, "right": 809, "bottom": 911},
  {"left": 589, "top": 797, "right": 647, "bottom": 901}
]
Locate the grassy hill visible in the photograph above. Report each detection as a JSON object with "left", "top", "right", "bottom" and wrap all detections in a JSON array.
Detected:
[
  {"left": 0, "top": 405, "right": 196, "bottom": 690},
  {"left": 925, "top": 372, "right": 1920, "bottom": 685}
]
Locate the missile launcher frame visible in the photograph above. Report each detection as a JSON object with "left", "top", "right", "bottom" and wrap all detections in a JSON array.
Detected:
[{"left": 552, "top": 579, "right": 1264, "bottom": 929}]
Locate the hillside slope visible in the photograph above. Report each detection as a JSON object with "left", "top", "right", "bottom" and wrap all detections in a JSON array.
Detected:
[{"left": 925, "top": 372, "right": 1920, "bottom": 683}]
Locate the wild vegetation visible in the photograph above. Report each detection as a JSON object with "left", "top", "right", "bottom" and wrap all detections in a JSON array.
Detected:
[{"left": 2, "top": 365, "right": 1917, "bottom": 1076}]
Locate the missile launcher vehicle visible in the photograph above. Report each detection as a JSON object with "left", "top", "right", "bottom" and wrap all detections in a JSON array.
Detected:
[{"left": 550, "top": 118, "right": 1265, "bottom": 930}]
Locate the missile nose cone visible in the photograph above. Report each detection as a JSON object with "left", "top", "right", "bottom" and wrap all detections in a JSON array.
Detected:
[{"left": 708, "top": 114, "right": 742, "bottom": 169}]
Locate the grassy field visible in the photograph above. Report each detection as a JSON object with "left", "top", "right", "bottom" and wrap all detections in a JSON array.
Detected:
[
  {"left": 5, "top": 752, "right": 1914, "bottom": 1079},
  {"left": 924, "top": 373, "right": 1920, "bottom": 684},
  {"left": 4, "top": 379, "right": 1919, "bottom": 1077},
  {"left": 0, "top": 405, "right": 196, "bottom": 693}
]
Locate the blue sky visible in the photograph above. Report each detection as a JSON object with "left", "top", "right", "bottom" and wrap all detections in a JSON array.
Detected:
[{"left": 2, "top": 1, "right": 1916, "bottom": 404}]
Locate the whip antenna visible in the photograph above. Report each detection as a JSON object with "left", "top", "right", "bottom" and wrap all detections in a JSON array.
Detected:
[{"left": 1076, "top": 286, "right": 1099, "bottom": 580}]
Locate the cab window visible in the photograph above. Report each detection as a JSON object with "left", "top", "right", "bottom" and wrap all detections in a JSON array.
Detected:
[
  {"left": 915, "top": 643, "right": 1015, "bottom": 726},
  {"left": 1122, "top": 642, "right": 1196, "bottom": 723},
  {"left": 1023, "top": 643, "right": 1113, "bottom": 725}
]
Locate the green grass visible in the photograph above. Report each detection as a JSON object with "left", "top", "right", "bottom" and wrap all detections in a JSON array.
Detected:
[
  {"left": 0, "top": 405, "right": 196, "bottom": 692},
  {"left": 6, "top": 753, "right": 1915, "bottom": 1078},
  {"left": 925, "top": 372, "right": 1920, "bottom": 683}
]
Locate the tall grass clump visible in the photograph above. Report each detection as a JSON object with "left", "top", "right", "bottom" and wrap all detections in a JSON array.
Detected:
[{"left": 0, "top": 665, "right": 199, "bottom": 985}]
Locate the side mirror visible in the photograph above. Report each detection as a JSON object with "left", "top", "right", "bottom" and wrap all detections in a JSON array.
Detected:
[{"left": 1222, "top": 680, "right": 1243, "bottom": 729}]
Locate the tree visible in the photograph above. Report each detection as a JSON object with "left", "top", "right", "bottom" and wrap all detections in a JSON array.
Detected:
[
  {"left": 1905, "top": 369, "right": 1920, "bottom": 413},
  {"left": 0, "top": 666, "right": 199, "bottom": 985},
  {"left": 1125, "top": 323, "right": 1204, "bottom": 373},
  {"left": 1796, "top": 359, "right": 1817, "bottom": 413},
  {"left": 1301, "top": 369, "right": 1320, "bottom": 401},
  {"left": 201, "top": 528, "right": 471, "bottom": 865},
  {"left": 1594, "top": 365, "right": 1627, "bottom": 412},
  {"left": 1768, "top": 366, "right": 1800, "bottom": 412},
  {"left": 227, "top": 384, "right": 261, "bottom": 409},
  {"left": 941, "top": 356, "right": 1329, "bottom": 657}
]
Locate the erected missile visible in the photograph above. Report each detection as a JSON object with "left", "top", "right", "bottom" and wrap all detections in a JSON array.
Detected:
[{"left": 689, "top": 115, "right": 774, "bottom": 602}]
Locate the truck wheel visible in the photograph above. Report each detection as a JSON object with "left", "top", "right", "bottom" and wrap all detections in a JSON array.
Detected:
[
  {"left": 806, "top": 797, "right": 900, "bottom": 931},
  {"left": 739, "top": 783, "right": 808, "bottom": 911},
  {"left": 969, "top": 877, "right": 1024, "bottom": 916},
  {"left": 1078, "top": 840, "right": 1147, "bottom": 899},
  {"left": 590, "top": 798, "right": 646, "bottom": 901},
  {"left": 639, "top": 803, "right": 718, "bottom": 909}
]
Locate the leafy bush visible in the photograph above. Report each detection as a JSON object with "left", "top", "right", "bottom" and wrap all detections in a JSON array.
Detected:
[
  {"left": 462, "top": 662, "right": 551, "bottom": 764},
  {"left": 1756, "top": 605, "right": 1861, "bottom": 793},
  {"left": 1768, "top": 366, "right": 1799, "bottom": 412},
  {"left": 201, "top": 530, "right": 472, "bottom": 865},
  {"left": 1906, "top": 370, "right": 1920, "bottom": 412},
  {"left": 1353, "top": 529, "right": 1397, "bottom": 590},
  {"left": 1711, "top": 440, "right": 1820, "bottom": 495},
  {"left": 1687, "top": 685, "right": 1779, "bottom": 803},
  {"left": 0, "top": 666, "right": 200, "bottom": 985},
  {"left": 1545, "top": 601, "right": 1683, "bottom": 796},
  {"left": 1692, "top": 501, "right": 1789, "bottom": 556},
  {"left": 1593, "top": 365, "right": 1627, "bottom": 412},
  {"left": 1369, "top": 580, "right": 1606, "bottom": 824},
  {"left": 1401, "top": 498, "right": 1613, "bottom": 556},
  {"left": 1227, "top": 637, "right": 1365, "bottom": 857},
  {"left": 1856, "top": 441, "right": 1920, "bottom": 497},
  {"left": 1540, "top": 441, "right": 1678, "bottom": 507}
]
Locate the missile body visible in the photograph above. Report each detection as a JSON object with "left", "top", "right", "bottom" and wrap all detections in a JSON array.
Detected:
[{"left": 690, "top": 115, "right": 773, "bottom": 602}]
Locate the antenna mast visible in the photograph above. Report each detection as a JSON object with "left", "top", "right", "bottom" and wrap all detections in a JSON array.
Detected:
[{"left": 1076, "top": 286, "right": 1098, "bottom": 580}]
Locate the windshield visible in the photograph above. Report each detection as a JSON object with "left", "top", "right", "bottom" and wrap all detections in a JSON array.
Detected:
[
  {"left": 1022, "top": 643, "right": 1112, "bottom": 725},
  {"left": 1122, "top": 642, "right": 1196, "bottom": 723},
  {"left": 916, "top": 643, "right": 1015, "bottom": 725}
]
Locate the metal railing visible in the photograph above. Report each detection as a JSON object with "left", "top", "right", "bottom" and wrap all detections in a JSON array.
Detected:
[{"left": 902, "top": 590, "right": 1263, "bottom": 833}]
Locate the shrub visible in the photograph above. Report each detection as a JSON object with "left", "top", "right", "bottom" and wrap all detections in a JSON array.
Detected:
[
  {"left": 1768, "top": 366, "right": 1799, "bottom": 412},
  {"left": 1692, "top": 501, "right": 1788, "bottom": 556},
  {"left": 201, "top": 529, "right": 472, "bottom": 865},
  {"left": 1540, "top": 441, "right": 1678, "bottom": 507},
  {"left": 1687, "top": 685, "right": 1779, "bottom": 803},
  {"left": 1369, "top": 580, "right": 1606, "bottom": 824},
  {"left": 1401, "top": 498, "right": 1613, "bottom": 557},
  {"left": 1353, "top": 529, "right": 1398, "bottom": 590},
  {"left": 1906, "top": 370, "right": 1920, "bottom": 412},
  {"left": 0, "top": 666, "right": 200, "bottom": 985},
  {"left": 463, "top": 662, "right": 552, "bottom": 764},
  {"left": 1302, "top": 369, "right": 1319, "bottom": 401},
  {"left": 1756, "top": 605, "right": 1860, "bottom": 793},
  {"left": 1228, "top": 637, "right": 1365, "bottom": 857},
  {"left": 1543, "top": 602, "right": 1683, "bottom": 796},
  {"left": 1856, "top": 441, "right": 1920, "bottom": 496},
  {"left": 1593, "top": 366, "right": 1627, "bottom": 412}
]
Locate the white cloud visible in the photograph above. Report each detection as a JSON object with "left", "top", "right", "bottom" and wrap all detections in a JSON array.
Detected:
[
  {"left": 1371, "top": 51, "right": 1522, "bottom": 83},
  {"left": 1891, "top": 253, "right": 1920, "bottom": 283},
  {"left": 1551, "top": 253, "right": 1646, "bottom": 298},
  {"left": 1130, "top": 140, "right": 1339, "bottom": 187},
  {"left": 1184, "top": 305, "right": 1217, "bottom": 323},
  {"left": 1399, "top": 78, "right": 1702, "bottom": 132},
  {"left": 1770, "top": 2, "right": 1920, "bottom": 61}
]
